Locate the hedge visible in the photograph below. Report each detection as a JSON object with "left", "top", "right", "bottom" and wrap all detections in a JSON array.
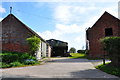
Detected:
[
  {"left": 100, "top": 37, "right": 120, "bottom": 67},
  {"left": 0, "top": 52, "right": 39, "bottom": 68}
]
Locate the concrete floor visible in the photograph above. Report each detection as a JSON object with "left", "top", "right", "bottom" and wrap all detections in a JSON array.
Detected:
[{"left": 1, "top": 58, "right": 119, "bottom": 79}]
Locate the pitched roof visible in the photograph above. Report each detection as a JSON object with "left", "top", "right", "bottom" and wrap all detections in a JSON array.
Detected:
[
  {"left": 89, "top": 11, "right": 120, "bottom": 29},
  {"left": 1, "top": 14, "right": 46, "bottom": 42},
  {"left": 46, "top": 39, "right": 68, "bottom": 47},
  {"left": 47, "top": 39, "right": 68, "bottom": 44}
]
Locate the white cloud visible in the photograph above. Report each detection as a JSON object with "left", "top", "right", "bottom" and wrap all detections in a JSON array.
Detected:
[
  {"left": 37, "top": 1, "right": 118, "bottom": 50},
  {"left": 54, "top": 4, "right": 96, "bottom": 23},
  {"left": 56, "top": 24, "right": 81, "bottom": 33},
  {"left": 82, "top": 15, "right": 100, "bottom": 28},
  {"left": 81, "top": 5, "right": 118, "bottom": 28},
  {"left": 37, "top": 24, "right": 85, "bottom": 50},
  {"left": 38, "top": 24, "right": 82, "bottom": 39},
  {"left": 54, "top": 5, "right": 72, "bottom": 23},
  {"left": 41, "top": 7, "right": 118, "bottom": 50},
  {"left": 73, "top": 6, "right": 96, "bottom": 14},
  {"left": 100, "top": 6, "right": 118, "bottom": 18},
  {"left": 0, "top": 6, "right": 6, "bottom": 13},
  {"left": 0, "top": 6, "right": 6, "bottom": 21}
]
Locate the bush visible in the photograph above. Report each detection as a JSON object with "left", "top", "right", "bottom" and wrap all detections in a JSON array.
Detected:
[
  {"left": 1, "top": 52, "right": 39, "bottom": 68},
  {"left": 77, "top": 50, "right": 86, "bottom": 53},
  {"left": 24, "top": 59, "right": 39, "bottom": 65},
  {"left": 0, "top": 62, "right": 11, "bottom": 68},
  {"left": 100, "top": 37, "right": 120, "bottom": 67},
  {"left": 28, "top": 55, "right": 36, "bottom": 60},
  {"left": 18, "top": 53, "right": 36, "bottom": 62},
  {"left": 26, "top": 36, "right": 41, "bottom": 56},
  {"left": 10, "top": 61, "right": 23, "bottom": 67},
  {"left": 1, "top": 52, "right": 37, "bottom": 63},
  {"left": 1, "top": 53, "right": 19, "bottom": 63},
  {"left": 18, "top": 53, "right": 30, "bottom": 62}
]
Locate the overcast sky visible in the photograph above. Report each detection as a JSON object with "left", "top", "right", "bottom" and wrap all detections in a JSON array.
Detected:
[{"left": 1, "top": 0, "right": 119, "bottom": 50}]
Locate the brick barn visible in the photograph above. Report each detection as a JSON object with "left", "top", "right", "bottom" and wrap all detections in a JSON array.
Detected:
[
  {"left": 0, "top": 13, "right": 51, "bottom": 60},
  {"left": 47, "top": 39, "right": 68, "bottom": 57},
  {"left": 86, "top": 11, "right": 120, "bottom": 58}
]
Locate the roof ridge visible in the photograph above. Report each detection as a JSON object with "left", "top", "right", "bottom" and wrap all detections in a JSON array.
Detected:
[
  {"left": 90, "top": 11, "right": 120, "bottom": 29},
  {"left": 1, "top": 14, "right": 46, "bottom": 42}
]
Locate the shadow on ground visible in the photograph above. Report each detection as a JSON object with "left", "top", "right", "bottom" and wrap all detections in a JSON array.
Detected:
[
  {"left": 48, "top": 58, "right": 90, "bottom": 63},
  {"left": 2, "top": 66, "right": 119, "bottom": 80},
  {"left": 70, "top": 69, "right": 119, "bottom": 79},
  {"left": 48, "top": 58, "right": 111, "bottom": 66}
]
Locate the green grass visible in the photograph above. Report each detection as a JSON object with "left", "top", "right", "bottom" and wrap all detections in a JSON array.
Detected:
[
  {"left": 95, "top": 62, "right": 120, "bottom": 77},
  {"left": 69, "top": 53, "right": 86, "bottom": 59}
]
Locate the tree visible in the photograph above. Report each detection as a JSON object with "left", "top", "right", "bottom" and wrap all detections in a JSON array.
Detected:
[
  {"left": 77, "top": 50, "right": 86, "bottom": 53},
  {"left": 100, "top": 37, "right": 120, "bottom": 67},
  {"left": 26, "top": 36, "right": 41, "bottom": 56},
  {"left": 69, "top": 47, "right": 76, "bottom": 53}
]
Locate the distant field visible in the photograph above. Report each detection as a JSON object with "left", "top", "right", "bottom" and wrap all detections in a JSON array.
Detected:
[{"left": 69, "top": 53, "right": 86, "bottom": 59}]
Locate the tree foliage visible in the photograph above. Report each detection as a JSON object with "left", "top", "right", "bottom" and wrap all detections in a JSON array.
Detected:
[
  {"left": 100, "top": 37, "right": 120, "bottom": 67},
  {"left": 100, "top": 37, "right": 120, "bottom": 54},
  {"left": 77, "top": 50, "right": 86, "bottom": 53},
  {"left": 26, "top": 36, "right": 41, "bottom": 56},
  {"left": 69, "top": 47, "right": 76, "bottom": 53}
]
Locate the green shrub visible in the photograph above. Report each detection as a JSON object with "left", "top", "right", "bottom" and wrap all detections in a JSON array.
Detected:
[
  {"left": 0, "top": 62, "right": 10, "bottom": 68},
  {"left": 24, "top": 60, "right": 37, "bottom": 65},
  {"left": 19, "top": 53, "right": 32, "bottom": 62},
  {"left": 1, "top": 53, "right": 19, "bottom": 63},
  {"left": 26, "top": 36, "right": 41, "bottom": 56},
  {"left": 0, "top": 52, "right": 39, "bottom": 68},
  {"left": 1, "top": 52, "right": 37, "bottom": 63},
  {"left": 30, "top": 56, "right": 36, "bottom": 60},
  {"left": 77, "top": 50, "right": 86, "bottom": 53},
  {"left": 10, "top": 61, "right": 23, "bottom": 67},
  {"left": 100, "top": 37, "right": 120, "bottom": 67},
  {"left": 21, "top": 53, "right": 31, "bottom": 59},
  {"left": 100, "top": 37, "right": 120, "bottom": 53},
  {"left": 0, "top": 62, "right": 1, "bottom": 67}
]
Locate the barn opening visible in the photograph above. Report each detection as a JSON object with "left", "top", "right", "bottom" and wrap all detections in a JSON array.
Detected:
[{"left": 105, "top": 28, "right": 113, "bottom": 36}]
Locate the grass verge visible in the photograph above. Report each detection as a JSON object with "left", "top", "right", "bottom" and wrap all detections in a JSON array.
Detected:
[
  {"left": 95, "top": 62, "right": 120, "bottom": 77},
  {"left": 69, "top": 53, "right": 86, "bottom": 59}
]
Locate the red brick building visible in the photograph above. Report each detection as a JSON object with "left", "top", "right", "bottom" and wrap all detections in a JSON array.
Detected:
[
  {"left": 0, "top": 14, "right": 51, "bottom": 59},
  {"left": 1, "top": 14, "right": 45, "bottom": 52},
  {"left": 86, "top": 11, "right": 120, "bottom": 58}
]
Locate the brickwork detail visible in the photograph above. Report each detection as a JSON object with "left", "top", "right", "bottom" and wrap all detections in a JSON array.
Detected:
[{"left": 86, "top": 11, "right": 120, "bottom": 58}]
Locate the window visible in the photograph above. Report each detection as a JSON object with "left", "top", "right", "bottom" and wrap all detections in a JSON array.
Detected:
[{"left": 105, "top": 28, "right": 113, "bottom": 36}]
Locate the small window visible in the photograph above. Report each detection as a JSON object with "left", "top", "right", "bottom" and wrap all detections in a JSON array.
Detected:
[{"left": 105, "top": 28, "right": 113, "bottom": 36}]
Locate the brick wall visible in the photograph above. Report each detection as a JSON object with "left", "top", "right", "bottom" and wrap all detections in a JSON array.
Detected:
[
  {"left": 1, "top": 14, "right": 34, "bottom": 53},
  {"left": 2, "top": 43, "right": 29, "bottom": 52},
  {"left": 87, "top": 12, "right": 120, "bottom": 58}
]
